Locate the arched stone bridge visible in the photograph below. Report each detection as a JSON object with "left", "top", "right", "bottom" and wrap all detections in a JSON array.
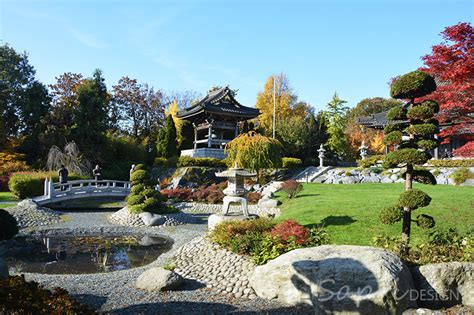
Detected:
[{"left": 32, "top": 179, "right": 131, "bottom": 206}]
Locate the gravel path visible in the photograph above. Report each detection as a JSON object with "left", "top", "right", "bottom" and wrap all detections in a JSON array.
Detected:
[{"left": 8, "top": 208, "right": 303, "bottom": 314}]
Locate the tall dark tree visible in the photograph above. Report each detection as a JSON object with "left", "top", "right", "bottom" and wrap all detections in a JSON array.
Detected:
[
  {"left": 156, "top": 115, "right": 177, "bottom": 158},
  {"left": 179, "top": 120, "right": 194, "bottom": 151},
  {"left": 0, "top": 44, "right": 48, "bottom": 148},
  {"left": 380, "top": 70, "right": 439, "bottom": 255},
  {"left": 304, "top": 112, "right": 328, "bottom": 164},
  {"left": 72, "top": 69, "right": 110, "bottom": 158}
]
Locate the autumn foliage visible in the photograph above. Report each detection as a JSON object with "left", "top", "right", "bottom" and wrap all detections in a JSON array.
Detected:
[
  {"left": 420, "top": 22, "right": 473, "bottom": 153},
  {"left": 271, "top": 220, "right": 310, "bottom": 245}
]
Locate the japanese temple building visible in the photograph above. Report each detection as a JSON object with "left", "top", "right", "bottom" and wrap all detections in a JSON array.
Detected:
[{"left": 176, "top": 86, "right": 260, "bottom": 159}]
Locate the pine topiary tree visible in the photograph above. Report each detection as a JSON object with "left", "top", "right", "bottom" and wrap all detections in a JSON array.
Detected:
[
  {"left": 156, "top": 115, "right": 178, "bottom": 158},
  {"left": 380, "top": 70, "right": 438, "bottom": 254}
]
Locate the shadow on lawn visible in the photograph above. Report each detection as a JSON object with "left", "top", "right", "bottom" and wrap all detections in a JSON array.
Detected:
[
  {"left": 296, "top": 193, "right": 321, "bottom": 198},
  {"left": 306, "top": 215, "right": 357, "bottom": 229}
]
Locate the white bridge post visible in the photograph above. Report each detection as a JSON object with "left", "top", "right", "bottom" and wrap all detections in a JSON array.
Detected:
[
  {"left": 44, "top": 178, "right": 49, "bottom": 196},
  {"left": 48, "top": 178, "right": 54, "bottom": 198}
]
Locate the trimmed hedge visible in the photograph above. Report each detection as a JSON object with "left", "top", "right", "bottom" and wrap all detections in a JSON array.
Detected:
[
  {"left": 390, "top": 70, "right": 437, "bottom": 99},
  {"left": 398, "top": 189, "right": 431, "bottom": 210},
  {"left": 177, "top": 156, "right": 227, "bottom": 168},
  {"left": 8, "top": 172, "right": 86, "bottom": 199},
  {"left": 420, "top": 100, "right": 439, "bottom": 113},
  {"left": 417, "top": 139, "right": 439, "bottom": 150},
  {"left": 404, "top": 123, "right": 438, "bottom": 136},
  {"left": 428, "top": 159, "right": 474, "bottom": 167},
  {"left": 379, "top": 206, "right": 403, "bottom": 225},
  {"left": 384, "top": 124, "right": 402, "bottom": 134},
  {"left": 384, "top": 131, "right": 403, "bottom": 146},
  {"left": 383, "top": 149, "right": 430, "bottom": 168},
  {"left": 407, "top": 104, "right": 434, "bottom": 120},
  {"left": 386, "top": 106, "right": 406, "bottom": 121},
  {"left": 282, "top": 157, "right": 303, "bottom": 168},
  {"left": 416, "top": 214, "right": 435, "bottom": 229}
]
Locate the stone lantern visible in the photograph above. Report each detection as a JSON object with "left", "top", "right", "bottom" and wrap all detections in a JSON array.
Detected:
[
  {"left": 359, "top": 141, "right": 368, "bottom": 160},
  {"left": 317, "top": 144, "right": 326, "bottom": 167},
  {"left": 208, "top": 164, "right": 257, "bottom": 230}
]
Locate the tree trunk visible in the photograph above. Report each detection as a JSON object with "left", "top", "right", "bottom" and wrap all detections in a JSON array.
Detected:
[{"left": 401, "top": 163, "right": 413, "bottom": 255}]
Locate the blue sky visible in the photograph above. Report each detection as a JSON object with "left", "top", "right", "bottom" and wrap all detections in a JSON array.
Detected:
[{"left": 1, "top": 0, "right": 472, "bottom": 111}]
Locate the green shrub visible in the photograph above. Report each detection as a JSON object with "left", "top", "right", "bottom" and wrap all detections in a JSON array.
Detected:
[
  {"left": 8, "top": 172, "right": 88, "bottom": 198},
  {"left": 416, "top": 214, "right": 435, "bottom": 229},
  {"left": 130, "top": 170, "right": 148, "bottom": 185},
  {"left": 282, "top": 157, "right": 303, "bottom": 169},
  {"left": 0, "top": 275, "right": 94, "bottom": 314},
  {"left": 8, "top": 174, "right": 43, "bottom": 199},
  {"left": 383, "top": 149, "right": 430, "bottom": 168},
  {"left": 357, "top": 155, "right": 384, "bottom": 168},
  {"left": 398, "top": 189, "right": 431, "bottom": 209},
  {"left": 379, "top": 206, "right": 403, "bottom": 225},
  {"left": 0, "top": 209, "right": 18, "bottom": 240},
  {"left": 154, "top": 156, "right": 178, "bottom": 168},
  {"left": 368, "top": 166, "right": 384, "bottom": 174},
  {"left": 177, "top": 156, "right": 226, "bottom": 168},
  {"left": 406, "top": 104, "right": 434, "bottom": 120},
  {"left": 449, "top": 167, "right": 474, "bottom": 185},
  {"left": 420, "top": 100, "right": 439, "bottom": 113},
  {"left": 428, "top": 159, "right": 474, "bottom": 167},
  {"left": 390, "top": 70, "right": 437, "bottom": 99},
  {"left": 386, "top": 106, "right": 406, "bottom": 121},
  {"left": 384, "top": 131, "right": 403, "bottom": 146},
  {"left": 130, "top": 184, "right": 145, "bottom": 195},
  {"left": 127, "top": 194, "right": 145, "bottom": 206}
]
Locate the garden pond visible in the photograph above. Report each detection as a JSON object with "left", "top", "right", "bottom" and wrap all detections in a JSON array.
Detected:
[{"left": 1, "top": 234, "right": 172, "bottom": 274}]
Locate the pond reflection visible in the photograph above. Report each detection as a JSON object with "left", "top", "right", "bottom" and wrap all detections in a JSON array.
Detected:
[{"left": 3, "top": 235, "right": 171, "bottom": 274}]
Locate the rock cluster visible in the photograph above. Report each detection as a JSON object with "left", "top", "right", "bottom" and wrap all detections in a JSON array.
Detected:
[
  {"left": 109, "top": 207, "right": 198, "bottom": 227},
  {"left": 313, "top": 167, "right": 474, "bottom": 186},
  {"left": 6, "top": 200, "right": 61, "bottom": 228},
  {"left": 173, "top": 236, "right": 257, "bottom": 299}
]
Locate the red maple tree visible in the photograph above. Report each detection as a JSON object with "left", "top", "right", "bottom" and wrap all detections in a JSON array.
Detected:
[{"left": 420, "top": 22, "right": 473, "bottom": 156}]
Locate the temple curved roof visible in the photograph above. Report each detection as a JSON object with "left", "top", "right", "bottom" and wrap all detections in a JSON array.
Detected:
[{"left": 176, "top": 86, "right": 260, "bottom": 122}]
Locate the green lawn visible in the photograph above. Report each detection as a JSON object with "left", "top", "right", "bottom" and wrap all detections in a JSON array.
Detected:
[
  {"left": 276, "top": 183, "right": 474, "bottom": 246},
  {"left": 0, "top": 192, "right": 18, "bottom": 208}
]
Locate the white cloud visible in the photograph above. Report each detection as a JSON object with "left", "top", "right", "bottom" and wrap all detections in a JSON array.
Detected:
[{"left": 67, "top": 28, "right": 107, "bottom": 49}]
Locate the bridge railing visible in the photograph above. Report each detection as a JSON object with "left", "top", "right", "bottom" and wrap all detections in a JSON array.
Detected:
[{"left": 43, "top": 178, "right": 131, "bottom": 199}]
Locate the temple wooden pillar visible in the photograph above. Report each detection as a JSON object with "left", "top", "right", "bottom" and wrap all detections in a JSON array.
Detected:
[{"left": 207, "top": 123, "right": 212, "bottom": 148}]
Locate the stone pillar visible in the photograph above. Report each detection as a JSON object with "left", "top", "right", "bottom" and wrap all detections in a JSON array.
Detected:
[
  {"left": 235, "top": 122, "right": 239, "bottom": 138},
  {"left": 207, "top": 123, "right": 212, "bottom": 148}
]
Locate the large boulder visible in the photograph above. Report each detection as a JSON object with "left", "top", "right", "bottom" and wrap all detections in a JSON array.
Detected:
[
  {"left": 136, "top": 267, "right": 183, "bottom": 291},
  {"left": 139, "top": 212, "right": 165, "bottom": 226},
  {"left": 410, "top": 262, "right": 474, "bottom": 308},
  {"left": 250, "top": 245, "right": 415, "bottom": 314},
  {"left": 0, "top": 259, "right": 8, "bottom": 279}
]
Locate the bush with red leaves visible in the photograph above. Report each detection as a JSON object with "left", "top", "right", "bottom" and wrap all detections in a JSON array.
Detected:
[
  {"left": 161, "top": 184, "right": 261, "bottom": 204},
  {"left": 271, "top": 219, "right": 310, "bottom": 245},
  {"left": 453, "top": 141, "right": 474, "bottom": 158},
  {"left": 281, "top": 179, "right": 303, "bottom": 198}
]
